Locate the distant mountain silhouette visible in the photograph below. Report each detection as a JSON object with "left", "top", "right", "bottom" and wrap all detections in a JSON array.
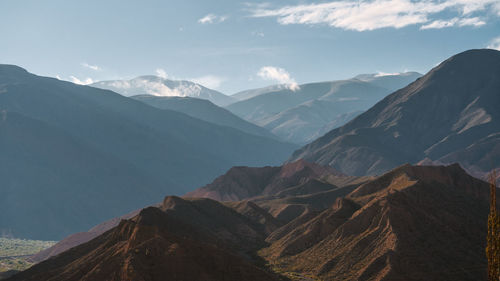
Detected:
[
  {"left": 91, "top": 75, "right": 236, "bottom": 106},
  {"left": 231, "top": 84, "right": 290, "bottom": 102},
  {"left": 0, "top": 65, "right": 296, "bottom": 239},
  {"left": 132, "top": 95, "right": 277, "bottom": 139},
  {"left": 289, "top": 49, "right": 500, "bottom": 180},
  {"left": 226, "top": 72, "right": 421, "bottom": 144}
]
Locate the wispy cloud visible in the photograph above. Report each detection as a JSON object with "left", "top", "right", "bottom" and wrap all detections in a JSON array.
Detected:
[
  {"left": 190, "top": 75, "right": 225, "bottom": 89},
  {"left": 249, "top": 0, "right": 499, "bottom": 31},
  {"left": 257, "top": 66, "right": 299, "bottom": 91},
  {"left": 374, "top": 71, "right": 402, "bottom": 77},
  {"left": 198, "top": 14, "right": 228, "bottom": 24},
  {"left": 153, "top": 68, "right": 223, "bottom": 89},
  {"left": 252, "top": 31, "right": 265, "bottom": 37},
  {"left": 69, "top": 76, "right": 94, "bottom": 85},
  {"left": 156, "top": 68, "right": 168, "bottom": 79},
  {"left": 81, "top": 62, "right": 101, "bottom": 71},
  {"left": 487, "top": 36, "right": 500, "bottom": 50},
  {"left": 421, "top": 17, "right": 485, "bottom": 29}
]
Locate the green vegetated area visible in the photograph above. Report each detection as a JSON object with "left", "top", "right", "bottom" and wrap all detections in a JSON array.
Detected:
[{"left": 0, "top": 238, "right": 56, "bottom": 272}]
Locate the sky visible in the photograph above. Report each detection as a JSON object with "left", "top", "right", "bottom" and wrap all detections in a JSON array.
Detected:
[{"left": 1, "top": 0, "right": 499, "bottom": 94}]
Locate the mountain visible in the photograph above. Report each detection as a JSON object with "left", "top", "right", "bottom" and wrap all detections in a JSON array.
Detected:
[
  {"left": 91, "top": 75, "right": 236, "bottom": 106},
  {"left": 186, "top": 160, "right": 368, "bottom": 225},
  {"left": 231, "top": 84, "right": 289, "bottom": 102},
  {"left": 28, "top": 208, "right": 142, "bottom": 263},
  {"left": 354, "top": 71, "right": 423, "bottom": 90},
  {"left": 259, "top": 100, "right": 363, "bottom": 144},
  {"left": 185, "top": 160, "right": 346, "bottom": 202},
  {"left": 7, "top": 197, "right": 283, "bottom": 281},
  {"left": 33, "top": 160, "right": 359, "bottom": 264},
  {"left": 15, "top": 164, "right": 496, "bottom": 281},
  {"left": 289, "top": 49, "right": 500, "bottom": 180},
  {"left": 226, "top": 72, "right": 422, "bottom": 144},
  {"left": 0, "top": 65, "right": 296, "bottom": 240},
  {"left": 260, "top": 164, "right": 496, "bottom": 280},
  {"left": 131, "top": 95, "right": 277, "bottom": 139}
]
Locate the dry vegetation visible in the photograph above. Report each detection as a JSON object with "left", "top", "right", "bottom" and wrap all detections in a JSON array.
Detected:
[{"left": 0, "top": 238, "right": 56, "bottom": 272}]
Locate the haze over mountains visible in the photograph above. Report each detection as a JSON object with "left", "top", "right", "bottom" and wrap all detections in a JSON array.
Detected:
[
  {"left": 131, "top": 95, "right": 277, "bottom": 139},
  {"left": 0, "top": 65, "right": 296, "bottom": 239},
  {"left": 91, "top": 75, "right": 236, "bottom": 106},
  {"left": 226, "top": 72, "right": 422, "bottom": 144},
  {"left": 290, "top": 49, "right": 500, "bottom": 182}
]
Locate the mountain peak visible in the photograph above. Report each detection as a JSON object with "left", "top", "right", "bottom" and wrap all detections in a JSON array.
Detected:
[
  {"left": 0, "top": 64, "right": 29, "bottom": 78},
  {"left": 289, "top": 49, "right": 500, "bottom": 180}
]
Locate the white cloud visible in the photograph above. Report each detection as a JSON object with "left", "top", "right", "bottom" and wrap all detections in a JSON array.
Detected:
[
  {"left": 198, "top": 14, "right": 228, "bottom": 24},
  {"left": 156, "top": 68, "right": 168, "bottom": 79},
  {"left": 81, "top": 62, "right": 101, "bottom": 71},
  {"left": 257, "top": 66, "right": 300, "bottom": 91},
  {"left": 457, "top": 17, "right": 486, "bottom": 27},
  {"left": 97, "top": 75, "right": 224, "bottom": 96},
  {"left": 137, "top": 79, "right": 192, "bottom": 97},
  {"left": 190, "top": 75, "right": 225, "bottom": 89},
  {"left": 249, "top": 0, "right": 499, "bottom": 31},
  {"left": 375, "top": 71, "right": 401, "bottom": 77},
  {"left": 420, "top": 17, "right": 485, "bottom": 29},
  {"left": 487, "top": 36, "right": 500, "bottom": 50},
  {"left": 69, "top": 76, "right": 94, "bottom": 85},
  {"left": 153, "top": 68, "right": 223, "bottom": 89},
  {"left": 421, "top": 18, "right": 458, "bottom": 29}
]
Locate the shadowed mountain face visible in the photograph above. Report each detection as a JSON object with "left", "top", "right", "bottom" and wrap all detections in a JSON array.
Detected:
[
  {"left": 289, "top": 49, "right": 500, "bottom": 180},
  {"left": 0, "top": 65, "right": 297, "bottom": 240},
  {"left": 226, "top": 72, "right": 421, "bottom": 144},
  {"left": 15, "top": 164, "right": 496, "bottom": 281},
  {"left": 91, "top": 75, "right": 235, "bottom": 106},
  {"left": 131, "top": 95, "right": 277, "bottom": 139}
]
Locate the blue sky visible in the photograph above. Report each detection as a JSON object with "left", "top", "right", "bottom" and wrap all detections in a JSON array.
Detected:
[{"left": 1, "top": 0, "right": 499, "bottom": 94}]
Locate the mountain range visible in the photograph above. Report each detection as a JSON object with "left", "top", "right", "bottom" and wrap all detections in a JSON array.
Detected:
[
  {"left": 8, "top": 162, "right": 497, "bottom": 281},
  {"left": 2, "top": 49, "right": 499, "bottom": 281},
  {"left": 289, "top": 49, "right": 500, "bottom": 183},
  {"left": 91, "top": 75, "right": 236, "bottom": 106},
  {"left": 0, "top": 65, "right": 296, "bottom": 240},
  {"left": 131, "top": 94, "right": 277, "bottom": 139},
  {"left": 226, "top": 72, "right": 422, "bottom": 144}
]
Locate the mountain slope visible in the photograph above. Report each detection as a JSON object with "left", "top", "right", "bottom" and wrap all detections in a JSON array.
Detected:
[
  {"left": 91, "top": 75, "right": 235, "bottom": 106},
  {"left": 0, "top": 111, "right": 158, "bottom": 240},
  {"left": 226, "top": 73, "right": 421, "bottom": 143},
  {"left": 261, "top": 164, "right": 496, "bottom": 281},
  {"left": 289, "top": 49, "right": 500, "bottom": 179},
  {"left": 185, "top": 160, "right": 345, "bottom": 202},
  {"left": 7, "top": 198, "right": 282, "bottom": 281},
  {"left": 0, "top": 65, "right": 296, "bottom": 239},
  {"left": 231, "top": 84, "right": 289, "bottom": 102},
  {"left": 18, "top": 164, "right": 496, "bottom": 281},
  {"left": 131, "top": 95, "right": 277, "bottom": 139}
]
